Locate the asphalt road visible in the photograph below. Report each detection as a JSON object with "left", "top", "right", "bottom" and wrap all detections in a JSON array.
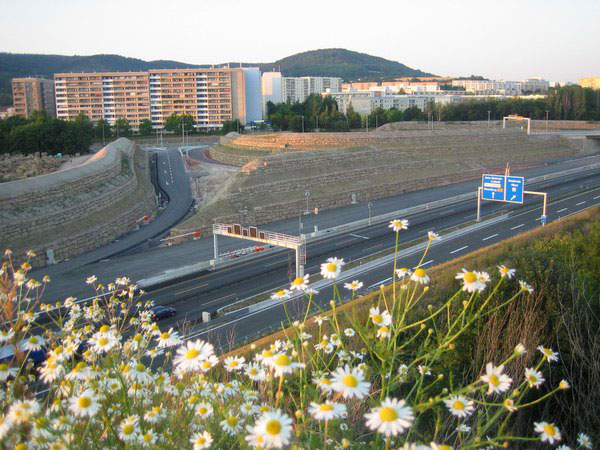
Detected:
[
  {"left": 30, "top": 154, "right": 600, "bottom": 304},
  {"left": 32, "top": 147, "right": 192, "bottom": 278}
]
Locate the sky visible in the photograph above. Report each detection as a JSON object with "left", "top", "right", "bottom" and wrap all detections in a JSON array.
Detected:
[{"left": 1, "top": 0, "right": 599, "bottom": 82}]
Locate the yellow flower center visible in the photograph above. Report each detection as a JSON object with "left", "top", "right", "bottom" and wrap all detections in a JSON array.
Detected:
[
  {"left": 320, "top": 404, "right": 334, "bottom": 412},
  {"left": 185, "top": 349, "right": 200, "bottom": 360},
  {"left": 78, "top": 397, "right": 92, "bottom": 408},
  {"left": 160, "top": 332, "right": 170, "bottom": 340},
  {"left": 342, "top": 375, "right": 358, "bottom": 388},
  {"left": 99, "top": 325, "right": 110, "bottom": 333},
  {"left": 229, "top": 361, "right": 238, "bottom": 367},
  {"left": 275, "top": 354, "right": 291, "bottom": 367},
  {"left": 136, "top": 363, "right": 145, "bottom": 372},
  {"left": 202, "top": 361, "right": 211, "bottom": 368},
  {"left": 133, "top": 335, "right": 142, "bottom": 342},
  {"left": 276, "top": 290, "right": 285, "bottom": 297},
  {"left": 544, "top": 425, "right": 556, "bottom": 436},
  {"left": 489, "top": 374, "right": 500, "bottom": 386},
  {"left": 463, "top": 272, "right": 477, "bottom": 283},
  {"left": 143, "top": 434, "right": 152, "bottom": 442},
  {"left": 379, "top": 407, "right": 398, "bottom": 422},
  {"left": 266, "top": 420, "right": 282, "bottom": 435},
  {"left": 226, "top": 416, "right": 238, "bottom": 427},
  {"left": 292, "top": 277, "right": 303, "bottom": 285},
  {"left": 326, "top": 263, "right": 337, "bottom": 273},
  {"left": 321, "top": 378, "right": 331, "bottom": 385},
  {"left": 98, "top": 337, "right": 108, "bottom": 347},
  {"left": 123, "top": 424, "right": 134, "bottom": 435},
  {"left": 373, "top": 315, "right": 383, "bottom": 323},
  {"left": 262, "top": 350, "right": 273, "bottom": 358},
  {"left": 198, "top": 407, "right": 207, "bottom": 415},
  {"left": 249, "top": 369, "right": 258, "bottom": 375},
  {"left": 453, "top": 401, "right": 465, "bottom": 410},
  {"left": 197, "top": 438, "right": 206, "bottom": 445},
  {"left": 414, "top": 268, "right": 426, "bottom": 278}
]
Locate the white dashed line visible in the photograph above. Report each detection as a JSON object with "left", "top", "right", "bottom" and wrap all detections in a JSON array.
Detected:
[
  {"left": 576, "top": 201, "right": 586, "bottom": 206},
  {"left": 556, "top": 208, "right": 567, "bottom": 213},
  {"left": 594, "top": 195, "right": 600, "bottom": 200},
  {"left": 482, "top": 234, "right": 498, "bottom": 241},
  {"left": 413, "top": 260, "right": 433, "bottom": 269},
  {"left": 510, "top": 224, "right": 524, "bottom": 230},
  {"left": 450, "top": 246, "right": 468, "bottom": 254},
  {"left": 349, "top": 233, "right": 370, "bottom": 240}
]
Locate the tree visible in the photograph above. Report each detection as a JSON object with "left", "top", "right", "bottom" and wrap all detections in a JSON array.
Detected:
[
  {"left": 346, "top": 105, "right": 362, "bottom": 129},
  {"left": 94, "top": 119, "right": 112, "bottom": 141},
  {"left": 164, "top": 113, "right": 195, "bottom": 133},
  {"left": 114, "top": 118, "right": 132, "bottom": 137},
  {"left": 138, "top": 119, "right": 153, "bottom": 136},
  {"left": 221, "top": 119, "right": 244, "bottom": 135},
  {"left": 289, "top": 115, "right": 305, "bottom": 132}
]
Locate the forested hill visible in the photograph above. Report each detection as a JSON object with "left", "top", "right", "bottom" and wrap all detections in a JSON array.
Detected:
[
  {"left": 257, "top": 48, "right": 432, "bottom": 80},
  {"left": 0, "top": 49, "right": 433, "bottom": 106}
]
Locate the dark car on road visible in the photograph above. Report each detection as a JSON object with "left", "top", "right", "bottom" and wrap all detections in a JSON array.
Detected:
[{"left": 149, "top": 306, "right": 176, "bottom": 321}]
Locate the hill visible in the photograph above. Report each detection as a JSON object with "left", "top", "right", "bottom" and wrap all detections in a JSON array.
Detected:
[
  {"left": 0, "top": 49, "right": 433, "bottom": 106},
  {"left": 257, "top": 48, "right": 432, "bottom": 80}
]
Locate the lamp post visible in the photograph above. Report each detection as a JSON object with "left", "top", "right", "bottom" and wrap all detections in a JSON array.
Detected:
[
  {"left": 368, "top": 201, "right": 373, "bottom": 225},
  {"left": 487, "top": 111, "right": 491, "bottom": 128},
  {"left": 102, "top": 122, "right": 106, "bottom": 146},
  {"left": 316, "top": 116, "right": 318, "bottom": 132},
  {"left": 301, "top": 116, "right": 305, "bottom": 133},
  {"left": 181, "top": 123, "right": 185, "bottom": 145},
  {"left": 545, "top": 110, "right": 549, "bottom": 132}
]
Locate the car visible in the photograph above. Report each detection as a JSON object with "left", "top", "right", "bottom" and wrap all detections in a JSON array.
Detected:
[{"left": 149, "top": 306, "right": 176, "bottom": 321}]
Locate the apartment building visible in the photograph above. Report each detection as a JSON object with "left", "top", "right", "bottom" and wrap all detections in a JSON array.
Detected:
[
  {"left": 579, "top": 77, "right": 600, "bottom": 89},
  {"left": 54, "top": 72, "right": 150, "bottom": 128},
  {"left": 12, "top": 77, "right": 56, "bottom": 118},
  {"left": 261, "top": 72, "right": 282, "bottom": 118},
  {"left": 329, "top": 91, "right": 464, "bottom": 115},
  {"left": 451, "top": 78, "right": 549, "bottom": 95},
  {"left": 281, "top": 76, "right": 342, "bottom": 103}
]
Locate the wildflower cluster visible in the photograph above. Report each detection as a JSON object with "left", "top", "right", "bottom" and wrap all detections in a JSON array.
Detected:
[{"left": 0, "top": 231, "right": 592, "bottom": 449}]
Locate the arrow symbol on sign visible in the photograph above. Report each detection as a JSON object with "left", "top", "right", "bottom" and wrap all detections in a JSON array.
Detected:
[{"left": 511, "top": 195, "right": 516, "bottom": 200}]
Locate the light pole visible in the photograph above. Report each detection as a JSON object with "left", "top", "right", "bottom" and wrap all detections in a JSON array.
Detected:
[
  {"left": 316, "top": 116, "right": 318, "bottom": 132},
  {"left": 368, "top": 201, "right": 373, "bottom": 225},
  {"left": 545, "top": 110, "right": 549, "bottom": 132},
  {"left": 102, "top": 122, "right": 106, "bottom": 146},
  {"left": 305, "top": 190, "right": 310, "bottom": 214},
  {"left": 301, "top": 116, "right": 305, "bottom": 133},
  {"left": 487, "top": 111, "right": 491, "bottom": 128},
  {"left": 181, "top": 123, "right": 185, "bottom": 145}
]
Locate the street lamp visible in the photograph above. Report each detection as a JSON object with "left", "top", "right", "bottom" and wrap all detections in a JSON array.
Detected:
[
  {"left": 301, "top": 116, "right": 305, "bottom": 133},
  {"left": 368, "top": 201, "right": 373, "bottom": 225},
  {"left": 487, "top": 111, "right": 491, "bottom": 128},
  {"left": 545, "top": 110, "right": 549, "bottom": 132}
]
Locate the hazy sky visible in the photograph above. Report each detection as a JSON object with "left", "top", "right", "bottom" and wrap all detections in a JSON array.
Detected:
[{"left": 1, "top": 0, "right": 598, "bottom": 82}]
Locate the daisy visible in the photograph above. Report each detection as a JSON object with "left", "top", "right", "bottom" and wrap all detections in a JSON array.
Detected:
[
  {"left": 0, "top": 415, "right": 11, "bottom": 440},
  {"left": 559, "top": 380, "right": 570, "bottom": 390},
  {"left": 389, "top": 219, "right": 409, "bottom": 232},
  {"left": 195, "top": 402, "right": 213, "bottom": 418},
  {"left": 173, "top": 339, "right": 215, "bottom": 373},
  {"left": 497, "top": 265, "right": 515, "bottom": 279},
  {"left": 411, "top": 268, "right": 430, "bottom": 285},
  {"left": 139, "top": 429, "right": 157, "bottom": 447},
  {"left": 309, "top": 401, "right": 346, "bottom": 421},
  {"left": 344, "top": 328, "right": 356, "bottom": 337},
  {"left": 396, "top": 268, "right": 411, "bottom": 278},
  {"left": 0, "top": 363, "right": 18, "bottom": 381},
  {"left": 519, "top": 280, "right": 534, "bottom": 293},
  {"left": 128, "top": 362, "right": 153, "bottom": 384},
  {"left": 8, "top": 399, "right": 41, "bottom": 424},
  {"left": 320, "top": 257, "right": 344, "bottom": 280},
  {"left": 503, "top": 399, "right": 517, "bottom": 412},
  {"left": 514, "top": 343, "right": 527, "bottom": 356},
  {"left": 418, "top": 365, "right": 431, "bottom": 376},
  {"left": 191, "top": 431, "right": 213, "bottom": 449},
  {"left": 246, "top": 410, "right": 293, "bottom": 449},
  {"left": 481, "top": 363, "right": 512, "bottom": 395},
  {"left": 240, "top": 402, "right": 258, "bottom": 416},
  {"left": 534, "top": 421, "right": 561, "bottom": 444},
  {"left": 89, "top": 333, "right": 118, "bottom": 354},
  {"left": 245, "top": 362, "right": 266, "bottom": 381},
  {"left": 145, "top": 406, "right": 166, "bottom": 423},
  {"left": 289, "top": 274, "right": 309, "bottom": 291},
  {"left": 456, "top": 423, "right": 471, "bottom": 433},
  {"left": 271, "top": 289, "right": 291, "bottom": 301},
  {"left": 313, "top": 375, "right": 333, "bottom": 395},
  {"left": 344, "top": 280, "right": 363, "bottom": 291},
  {"left": 21, "top": 335, "right": 45, "bottom": 352},
  {"left": 220, "top": 413, "right": 243, "bottom": 435},
  {"left": 377, "top": 326, "right": 391, "bottom": 339},
  {"left": 119, "top": 416, "right": 140, "bottom": 442},
  {"left": 428, "top": 231, "right": 440, "bottom": 241},
  {"left": 314, "top": 315, "right": 329, "bottom": 326},
  {"left": 364, "top": 397, "right": 414, "bottom": 437},
  {"left": 269, "top": 353, "right": 305, "bottom": 377},
  {"left": 525, "top": 368, "right": 545, "bottom": 388},
  {"left": 199, "top": 354, "right": 219, "bottom": 372},
  {"left": 0, "top": 329, "right": 15, "bottom": 343},
  {"left": 455, "top": 269, "right": 484, "bottom": 293},
  {"left": 577, "top": 433, "right": 592, "bottom": 449},
  {"left": 156, "top": 328, "right": 182, "bottom": 348},
  {"left": 86, "top": 275, "right": 97, "bottom": 285},
  {"left": 537, "top": 346, "right": 559, "bottom": 363},
  {"left": 444, "top": 395, "right": 474, "bottom": 418},
  {"left": 476, "top": 271, "right": 490, "bottom": 287},
  {"left": 369, "top": 307, "right": 392, "bottom": 327},
  {"left": 331, "top": 365, "right": 370, "bottom": 399},
  {"left": 69, "top": 389, "right": 100, "bottom": 418},
  {"left": 224, "top": 356, "right": 245, "bottom": 372}
]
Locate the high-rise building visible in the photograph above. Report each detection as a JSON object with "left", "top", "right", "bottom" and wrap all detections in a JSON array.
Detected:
[
  {"left": 54, "top": 72, "right": 150, "bottom": 128},
  {"left": 280, "top": 76, "right": 343, "bottom": 103},
  {"left": 12, "top": 77, "right": 56, "bottom": 118},
  {"left": 261, "top": 72, "right": 282, "bottom": 118},
  {"left": 579, "top": 78, "right": 600, "bottom": 89},
  {"left": 242, "top": 68, "right": 262, "bottom": 124}
]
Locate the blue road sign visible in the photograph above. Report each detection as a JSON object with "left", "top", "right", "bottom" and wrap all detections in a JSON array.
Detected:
[
  {"left": 505, "top": 176, "right": 525, "bottom": 204},
  {"left": 482, "top": 174, "right": 506, "bottom": 202}
]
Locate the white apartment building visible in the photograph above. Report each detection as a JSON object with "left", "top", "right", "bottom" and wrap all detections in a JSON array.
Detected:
[
  {"left": 261, "top": 72, "right": 282, "bottom": 118},
  {"left": 451, "top": 78, "right": 549, "bottom": 95},
  {"left": 281, "top": 76, "right": 343, "bottom": 103}
]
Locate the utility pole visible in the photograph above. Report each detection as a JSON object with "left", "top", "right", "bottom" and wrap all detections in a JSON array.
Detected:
[
  {"left": 302, "top": 116, "right": 305, "bottom": 133},
  {"left": 316, "top": 116, "right": 318, "bottom": 132},
  {"left": 368, "top": 201, "right": 372, "bottom": 225},
  {"left": 487, "top": 111, "right": 491, "bottom": 128},
  {"left": 102, "top": 122, "right": 106, "bottom": 146},
  {"left": 545, "top": 110, "right": 549, "bottom": 132},
  {"left": 181, "top": 123, "right": 185, "bottom": 145}
]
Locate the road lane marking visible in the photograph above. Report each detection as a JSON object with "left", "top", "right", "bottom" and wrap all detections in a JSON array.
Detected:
[
  {"left": 482, "top": 234, "right": 498, "bottom": 241},
  {"left": 205, "top": 292, "right": 237, "bottom": 305},
  {"left": 594, "top": 195, "right": 600, "bottom": 200},
  {"left": 335, "top": 238, "right": 358, "bottom": 246},
  {"left": 450, "top": 246, "right": 468, "bottom": 254},
  {"left": 510, "top": 224, "right": 524, "bottom": 230},
  {"left": 576, "top": 201, "right": 586, "bottom": 206},
  {"left": 363, "top": 244, "right": 383, "bottom": 252},
  {"left": 349, "top": 233, "right": 370, "bottom": 240},
  {"left": 556, "top": 208, "right": 567, "bottom": 213},
  {"left": 413, "top": 260, "right": 433, "bottom": 269},
  {"left": 175, "top": 284, "right": 208, "bottom": 296},
  {"left": 265, "top": 260, "right": 283, "bottom": 267}
]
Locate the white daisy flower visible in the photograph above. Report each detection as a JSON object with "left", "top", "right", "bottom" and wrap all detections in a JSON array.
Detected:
[
  {"left": 271, "top": 289, "right": 291, "bottom": 301},
  {"left": 519, "top": 280, "right": 534, "bottom": 293},
  {"left": 497, "top": 265, "right": 515, "bottom": 279},
  {"left": 139, "top": 429, "right": 157, "bottom": 447},
  {"left": 224, "top": 356, "right": 245, "bottom": 372},
  {"left": 344, "top": 328, "right": 356, "bottom": 337},
  {"left": 577, "top": 433, "right": 592, "bottom": 449},
  {"left": 156, "top": 328, "right": 182, "bottom": 348},
  {"left": 290, "top": 274, "right": 309, "bottom": 291},
  {"left": 313, "top": 375, "right": 333, "bottom": 395},
  {"left": 428, "top": 231, "right": 440, "bottom": 241},
  {"left": 173, "top": 339, "right": 215, "bottom": 373},
  {"left": 309, "top": 401, "right": 346, "bottom": 421},
  {"left": 8, "top": 399, "right": 41, "bottom": 424},
  {"left": 0, "top": 363, "right": 18, "bottom": 381},
  {"left": 514, "top": 343, "right": 527, "bottom": 356},
  {"left": 481, "top": 363, "right": 512, "bottom": 395},
  {"left": 320, "top": 257, "right": 345, "bottom": 279},
  {"left": 537, "top": 346, "right": 559, "bottom": 363},
  {"left": 534, "top": 421, "right": 561, "bottom": 444},
  {"left": 369, "top": 307, "right": 392, "bottom": 327},
  {"left": 377, "top": 326, "right": 391, "bottom": 339},
  {"left": 344, "top": 280, "right": 363, "bottom": 291},
  {"left": 245, "top": 362, "right": 266, "bottom": 381},
  {"left": 21, "top": 335, "right": 45, "bottom": 352},
  {"left": 411, "top": 268, "right": 430, "bottom": 285},
  {"left": 269, "top": 353, "right": 305, "bottom": 377},
  {"left": 69, "top": 389, "right": 100, "bottom": 418},
  {"left": 455, "top": 269, "right": 484, "bottom": 293},
  {"left": 119, "top": 416, "right": 140, "bottom": 442},
  {"left": 525, "top": 368, "right": 545, "bottom": 388},
  {"left": 191, "top": 431, "right": 213, "bottom": 449},
  {"left": 245, "top": 409, "right": 293, "bottom": 449},
  {"left": 86, "top": 275, "right": 97, "bottom": 285},
  {"left": 314, "top": 315, "right": 329, "bottom": 326},
  {"left": 444, "top": 395, "right": 474, "bottom": 418},
  {"left": 389, "top": 219, "right": 409, "bottom": 232},
  {"left": 39, "top": 359, "right": 64, "bottom": 384},
  {"left": 396, "top": 268, "right": 412, "bottom": 278},
  {"left": 220, "top": 413, "right": 243, "bottom": 435},
  {"left": 364, "top": 397, "right": 414, "bottom": 437},
  {"left": 196, "top": 402, "right": 214, "bottom": 418},
  {"left": 331, "top": 365, "right": 370, "bottom": 399}
]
